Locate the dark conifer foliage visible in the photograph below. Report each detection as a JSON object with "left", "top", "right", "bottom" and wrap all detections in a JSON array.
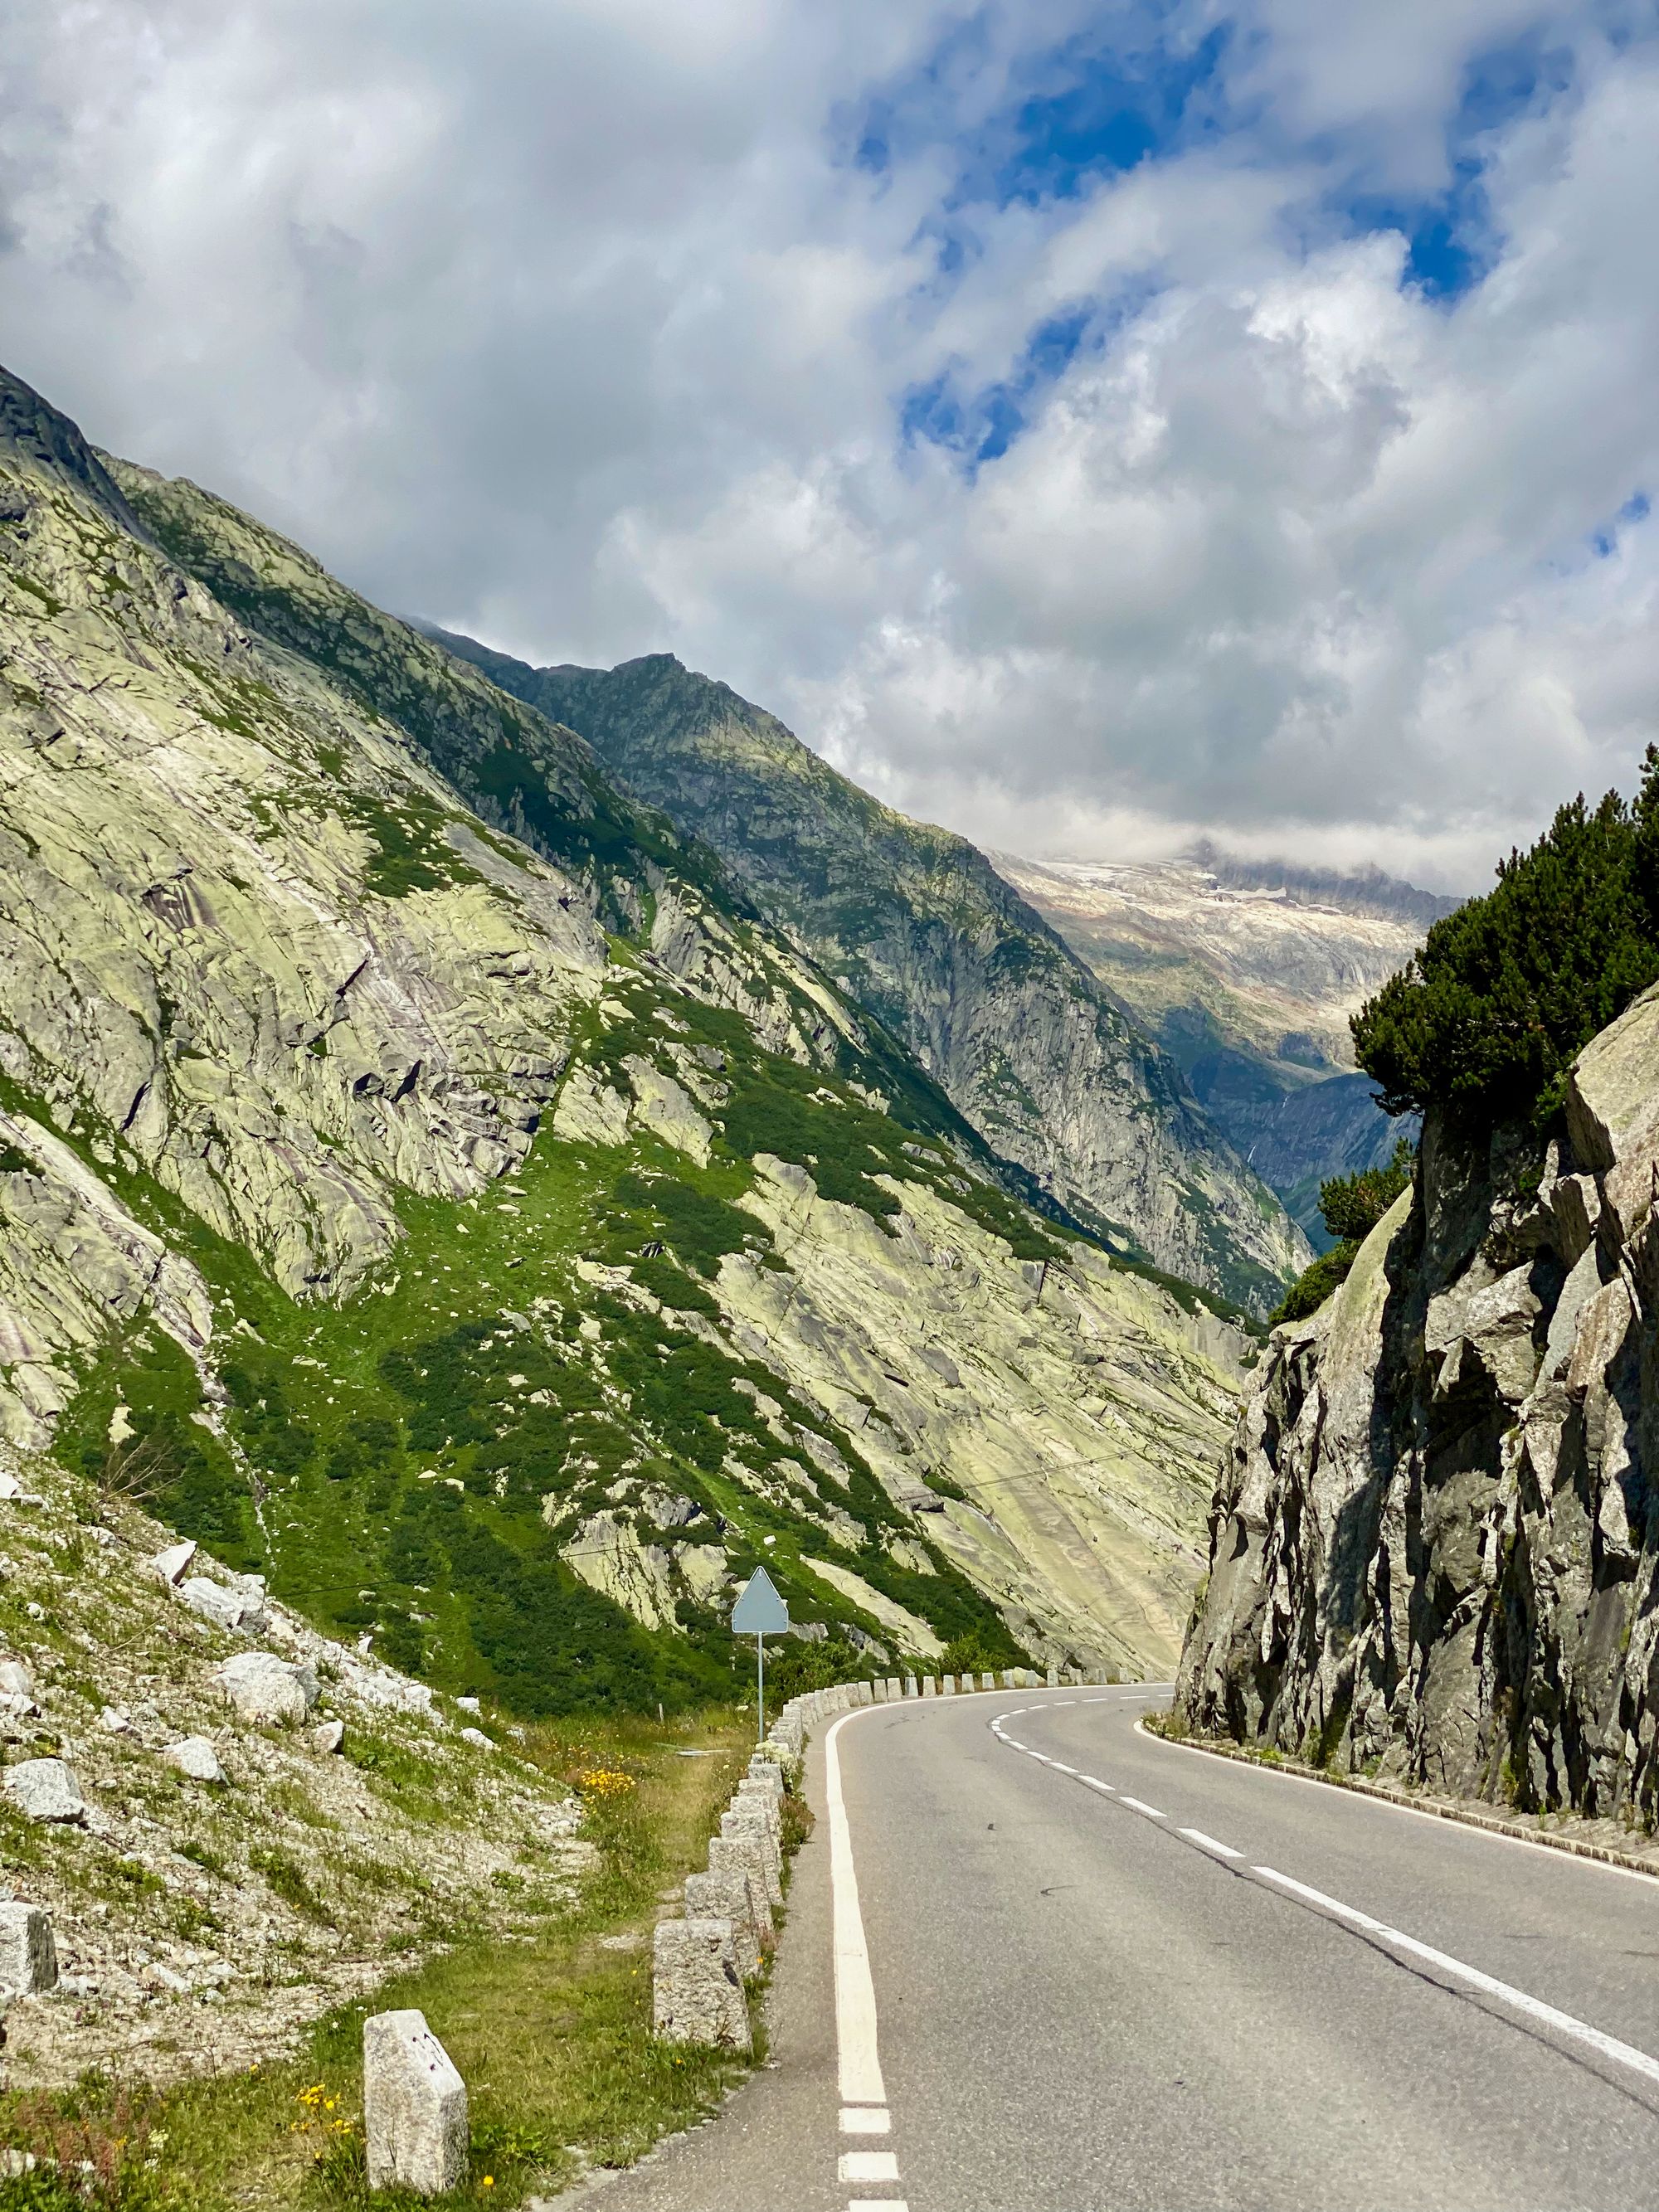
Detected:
[{"left": 1353, "top": 747, "right": 1659, "bottom": 1132}]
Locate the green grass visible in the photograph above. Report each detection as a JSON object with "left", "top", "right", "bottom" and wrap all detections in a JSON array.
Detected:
[{"left": 0, "top": 1716, "right": 762, "bottom": 2210}]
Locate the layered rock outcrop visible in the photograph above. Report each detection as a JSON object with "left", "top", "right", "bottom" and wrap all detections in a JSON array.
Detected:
[{"left": 1179, "top": 983, "right": 1659, "bottom": 1821}]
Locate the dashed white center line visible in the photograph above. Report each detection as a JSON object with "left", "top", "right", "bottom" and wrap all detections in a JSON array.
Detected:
[
  {"left": 840, "top": 2151, "right": 902, "bottom": 2182},
  {"left": 1180, "top": 1826, "right": 1243, "bottom": 1860},
  {"left": 840, "top": 2108, "right": 891, "bottom": 2134},
  {"left": 847, "top": 2202, "right": 908, "bottom": 2211},
  {"left": 989, "top": 1697, "right": 1659, "bottom": 2096}
]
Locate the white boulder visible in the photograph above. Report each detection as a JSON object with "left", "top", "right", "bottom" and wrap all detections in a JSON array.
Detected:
[
  {"left": 165, "top": 1737, "right": 224, "bottom": 1782},
  {"left": 3, "top": 1757, "right": 85, "bottom": 1823},
  {"left": 151, "top": 1539, "right": 197, "bottom": 1587},
  {"left": 214, "top": 1650, "right": 317, "bottom": 1724}
]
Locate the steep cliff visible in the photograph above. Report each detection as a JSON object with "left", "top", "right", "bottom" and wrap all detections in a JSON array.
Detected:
[
  {"left": 420, "top": 634, "right": 1307, "bottom": 1315},
  {"left": 0, "top": 362, "right": 1243, "bottom": 1695},
  {"left": 1178, "top": 981, "right": 1659, "bottom": 1821},
  {"left": 999, "top": 848, "right": 1450, "bottom": 1242}
]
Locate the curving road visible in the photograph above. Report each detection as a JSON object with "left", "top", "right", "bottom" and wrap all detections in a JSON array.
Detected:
[{"left": 573, "top": 1688, "right": 1659, "bottom": 2212}]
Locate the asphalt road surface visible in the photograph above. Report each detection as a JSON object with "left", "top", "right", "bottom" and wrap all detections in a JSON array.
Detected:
[{"left": 576, "top": 1686, "right": 1659, "bottom": 2212}]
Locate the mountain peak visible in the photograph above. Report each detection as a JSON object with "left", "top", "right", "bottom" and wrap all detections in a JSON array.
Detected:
[{"left": 0, "top": 362, "right": 146, "bottom": 538}]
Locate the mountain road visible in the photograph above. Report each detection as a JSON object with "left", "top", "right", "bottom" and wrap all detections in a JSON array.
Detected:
[{"left": 570, "top": 1687, "right": 1659, "bottom": 2211}]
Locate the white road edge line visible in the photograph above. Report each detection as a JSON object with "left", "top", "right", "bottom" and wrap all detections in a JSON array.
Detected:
[
  {"left": 1136, "top": 1716, "right": 1659, "bottom": 1888},
  {"left": 1254, "top": 1864, "right": 1659, "bottom": 2088},
  {"left": 826, "top": 1711, "right": 887, "bottom": 2107},
  {"left": 1180, "top": 1826, "right": 1243, "bottom": 1860}
]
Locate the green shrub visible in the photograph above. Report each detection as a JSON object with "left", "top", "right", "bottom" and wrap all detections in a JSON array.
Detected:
[
  {"left": 1354, "top": 750, "right": 1659, "bottom": 1131},
  {"left": 1268, "top": 1138, "right": 1415, "bottom": 1325}
]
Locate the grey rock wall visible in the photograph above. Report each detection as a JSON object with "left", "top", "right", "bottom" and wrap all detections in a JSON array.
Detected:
[{"left": 1179, "top": 981, "right": 1659, "bottom": 1824}]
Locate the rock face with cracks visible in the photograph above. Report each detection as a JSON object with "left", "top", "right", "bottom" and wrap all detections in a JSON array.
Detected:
[{"left": 1179, "top": 980, "right": 1659, "bottom": 1826}]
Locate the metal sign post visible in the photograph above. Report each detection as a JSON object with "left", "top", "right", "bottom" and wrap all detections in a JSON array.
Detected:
[{"left": 731, "top": 1565, "right": 790, "bottom": 1743}]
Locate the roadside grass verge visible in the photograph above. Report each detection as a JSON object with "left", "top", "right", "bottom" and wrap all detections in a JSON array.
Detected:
[{"left": 0, "top": 1713, "right": 763, "bottom": 2210}]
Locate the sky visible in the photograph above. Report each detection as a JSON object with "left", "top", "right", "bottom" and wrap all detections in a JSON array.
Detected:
[{"left": 2, "top": 0, "right": 1657, "bottom": 891}]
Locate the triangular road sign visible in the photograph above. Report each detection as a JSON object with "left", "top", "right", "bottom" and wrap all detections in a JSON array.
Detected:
[{"left": 732, "top": 1564, "right": 790, "bottom": 1636}]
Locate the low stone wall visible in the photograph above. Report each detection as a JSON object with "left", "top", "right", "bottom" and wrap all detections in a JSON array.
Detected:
[{"left": 648, "top": 1666, "right": 1116, "bottom": 2046}]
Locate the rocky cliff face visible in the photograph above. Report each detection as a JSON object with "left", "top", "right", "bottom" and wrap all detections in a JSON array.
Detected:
[
  {"left": 421, "top": 634, "right": 1307, "bottom": 1315},
  {"left": 999, "top": 848, "right": 1451, "bottom": 1241},
  {"left": 1178, "top": 980, "right": 1659, "bottom": 1823},
  {"left": 0, "top": 362, "right": 1243, "bottom": 1693}
]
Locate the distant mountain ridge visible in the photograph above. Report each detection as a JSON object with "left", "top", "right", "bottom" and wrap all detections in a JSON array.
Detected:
[
  {"left": 417, "top": 630, "right": 1309, "bottom": 1315},
  {"left": 1184, "top": 842, "right": 1460, "bottom": 931},
  {"left": 995, "top": 848, "right": 1438, "bottom": 1244}
]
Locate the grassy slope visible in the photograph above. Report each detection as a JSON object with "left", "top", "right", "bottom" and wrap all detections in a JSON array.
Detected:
[{"left": 0, "top": 1714, "right": 762, "bottom": 2210}]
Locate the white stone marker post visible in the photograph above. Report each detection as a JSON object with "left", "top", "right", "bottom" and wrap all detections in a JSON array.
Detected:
[
  {"left": 684, "top": 1869, "right": 764, "bottom": 1979},
  {"left": 0, "top": 1903, "right": 56, "bottom": 1995},
  {"left": 653, "top": 1919, "right": 751, "bottom": 2049},
  {"left": 722, "top": 1804, "right": 783, "bottom": 1908},
  {"left": 362, "top": 2009, "right": 468, "bottom": 2197},
  {"left": 708, "top": 1833, "right": 776, "bottom": 1946}
]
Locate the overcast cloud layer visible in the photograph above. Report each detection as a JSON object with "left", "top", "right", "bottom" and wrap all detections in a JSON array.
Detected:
[{"left": 2, "top": 0, "right": 1656, "bottom": 888}]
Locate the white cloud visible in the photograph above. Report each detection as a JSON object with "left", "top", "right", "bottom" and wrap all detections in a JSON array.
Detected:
[{"left": 1, "top": 0, "right": 1655, "bottom": 892}]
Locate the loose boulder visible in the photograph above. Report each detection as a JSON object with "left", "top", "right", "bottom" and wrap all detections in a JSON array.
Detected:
[
  {"left": 151, "top": 1540, "right": 197, "bottom": 1587},
  {"left": 165, "top": 1737, "right": 224, "bottom": 1782},
  {"left": 180, "top": 1577, "right": 262, "bottom": 1633},
  {"left": 214, "top": 1650, "right": 317, "bottom": 1724},
  {"left": 363, "top": 2008, "right": 468, "bottom": 2196},
  {"left": 3, "top": 1758, "right": 85, "bottom": 1823},
  {"left": 309, "top": 1720, "right": 345, "bottom": 1755}
]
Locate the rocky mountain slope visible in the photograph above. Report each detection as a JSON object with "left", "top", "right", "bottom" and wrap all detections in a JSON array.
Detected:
[
  {"left": 419, "top": 634, "right": 1306, "bottom": 1315},
  {"left": 0, "top": 1442, "right": 587, "bottom": 2090},
  {"left": 0, "top": 362, "right": 1246, "bottom": 1696},
  {"left": 1177, "top": 980, "right": 1659, "bottom": 1823},
  {"left": 998, "top": 848, "right": 1453, "bottom": 1242}
]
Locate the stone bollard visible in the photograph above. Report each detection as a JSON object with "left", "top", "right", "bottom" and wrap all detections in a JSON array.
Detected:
[
  {"left": 858, "top": 1680, "right": 873, "bottom": 1705},
  {"left": 722, "top": 1805, "right": 783, "bottom": 1908},
  {"left": 941, "top": 1674, "right": 956, "bottom": 1696},
  {"left": 980, "top": 1671, "right": 996, "bottom": 1692},
  {"left": 871, "top": 1677, "right": 888, "bottom": 1703},
  {"left": 747, "top": 1756, "right": 785, "bottom": 1796},
  {"left": 363, "top": 2009, "right": 468, "bottom": 2197},
  {"left": 1045, "top": 1667, "right": 1059, "bottom": 1687},
  {"left": 685, "top": 1869, "right": 765, "bottom": 1978},
  {"left": 735, "top": 1777, "right": 781, "bottom": 1836},
  {"left": 653, "top": 1919, "right": 751, "bottom": 2049},
  {"left": 0, "top": 1903, "right": 56, "bottom": 1996},
  {"left": 921, "top": 1676, "right": 936, "bottom": 1697},
  {"left": 887, "top": 1676, "right": 902, "bottom": 1699},
  {"left": 903, "top": 1676, "right": 917, "bottom": 1699},
  {"left": 708, "top": 1833, "right": 776, "bottom": 1946}
]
